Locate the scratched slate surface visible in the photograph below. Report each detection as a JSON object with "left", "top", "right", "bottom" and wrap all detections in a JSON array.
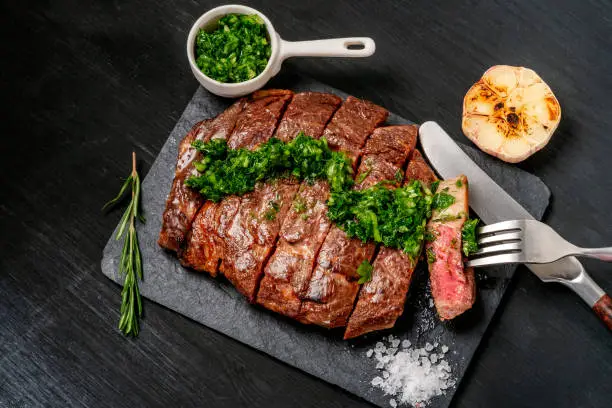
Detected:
[{"left": 101, "top": 74, "right": 550, "bottom": 408}]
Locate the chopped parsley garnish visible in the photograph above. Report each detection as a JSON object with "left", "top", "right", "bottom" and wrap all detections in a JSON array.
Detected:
[
  {"left": 263, "top": 201, "right": 280, "bottom": 220},
  {"left": 185, "top": 133, "right": 458, "bottom": 258},
  {"left": 430, "top": 180, "right": 440, "bottom": 194},
  {"left": 432, "top": 191, "right": 455, "bottom": 210},
  {"left": 394, "top": 169, "right": 403, "bottom": 184},
  {"left": 194, "top": 14, "right": 271, "bottom": 83},
  {"left": 185, "top": 133, "right": 354, "bottom": 202},
  {"left": 293, "top": 197, "right": 307, "bottom": 213},
  {"left": 356, "top": 260, "right": 374, "bottom": 284},
  {"left": 456, "top": 179, "right": 463, "bottom": 188},
  {"left": 327, "top": 180, "right": 434, "bottom": 259},
  {"left": 461, "top": 218, "right": 480, "bottom": 256},
  {"left": 356, "top": 166, "right": 372, "bottom": 184},
  {"left": 426, "top": 248, "right": 436, "bottom": 264}
]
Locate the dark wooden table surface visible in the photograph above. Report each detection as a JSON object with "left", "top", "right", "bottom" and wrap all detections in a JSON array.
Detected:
[{"left": 2, "top": 0, "right": 611, "bottom": 407}]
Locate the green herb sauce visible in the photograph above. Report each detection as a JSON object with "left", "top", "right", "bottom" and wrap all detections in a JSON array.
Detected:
[
  {"left": 185, "top": 133, "right": 354, "bottom": 202},
  {"left": 194, "top": 14, "right": 271, "bottom": 83},
  {"left": 431, "top": 191, "right": 455, "bottom": 210},
  {"left": 327, "top": 180, "right": 434, "bottom": 259},
  {"left": 184, "top": 133, "right": 472, "bottom": 259},
  {"left": 461, "top": 218, "right": 480, "bottom": 256}
]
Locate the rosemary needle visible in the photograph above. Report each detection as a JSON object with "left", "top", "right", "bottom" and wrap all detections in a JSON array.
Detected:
[{"left": 103, "top": 152, "right": 145, "bottom": 336}]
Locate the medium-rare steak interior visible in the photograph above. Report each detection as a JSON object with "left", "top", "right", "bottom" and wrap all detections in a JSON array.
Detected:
[
  {"left": 159, "top": 89, "right": 476, "bottom": 339},
  {"left": 426, "top": 176, "right": 476, "bottom": 320}
]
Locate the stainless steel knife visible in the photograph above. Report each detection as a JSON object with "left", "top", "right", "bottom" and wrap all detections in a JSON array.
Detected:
[{"left": 419, "top": 121, "right": 611, "bottom": 329}]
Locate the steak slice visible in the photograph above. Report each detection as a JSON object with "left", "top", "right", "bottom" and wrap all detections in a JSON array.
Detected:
[
  {"left": 275, "top": 92, "right": 342, "bottom": 141},
  {"left": 321, "top": 96, "right": 388, "bottom": 167},
  {"left": 300, "top": 126, "right": 417, "bottom": 328},
  {"left": 426, "top": 175, "right": 476, "bottom": 320},
  {"left": 256, "top": 181, "right": 332, "bottom": 317},
  {"left": 344, "top": 150, "right": 437, "bottom": 339},
  {"left": 176, "top": 119, "right": 212, "bottom": 172},
  {"left": 179, "top": 197, "right": 241, "bottom": 276},
  {"left": 178, "top": 90, "right": 293, "bottom": 274},
  {"left": 220, "top": 92, "right": 339, "bottom": 301},
  {"left": 158, "top": 98, "right": 248, "bottom": 252},
  {"left": 257, "top": 96, "right": 388, "bottom": 318},
  {"left": 404, "top": 149, "right": 438, "bottom": 185},
  {"left": 220, "top": 178, "right": 300, "bottom": 301},
  {"left": 228, "top": 89, "right": 294, "bottom": 149}
]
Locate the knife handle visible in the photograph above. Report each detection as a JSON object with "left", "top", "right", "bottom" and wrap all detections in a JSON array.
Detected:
[{"left": 593, "top": 294, "right": 612, "bottom": 331}]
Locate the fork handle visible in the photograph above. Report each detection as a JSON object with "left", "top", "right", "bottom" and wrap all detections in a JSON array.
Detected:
[
  {"left": 576, "top": 247, "right": 612, "bottom": 262},
  {"left": 593, "top": 294, "right": 612, "bottom": 331}
]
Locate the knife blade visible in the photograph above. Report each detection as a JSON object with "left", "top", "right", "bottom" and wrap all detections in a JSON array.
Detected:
[{"left": 419, "top": 121, "right": 605, "bottom": 307}]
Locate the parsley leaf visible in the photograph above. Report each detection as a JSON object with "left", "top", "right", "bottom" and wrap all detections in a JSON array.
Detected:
[
  {"left": 426, "top": 247, "right": 436, "bottom": 264},
  {"left": 461, "top": 218, "right": 480, "bottom": 256},
  {"left": 432, "top": 192, "right": 455, "bottom": 210},
  {"left": 356, "top": 260, "right": 374, "bottom": 284},
  {"left": 430, "top": 180, "right": 440, "bottom": 193}
]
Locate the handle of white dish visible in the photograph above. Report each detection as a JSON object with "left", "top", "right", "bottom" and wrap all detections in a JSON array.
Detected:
[{"left": 279, "top": 37, "right": 375, "bottom": 59}]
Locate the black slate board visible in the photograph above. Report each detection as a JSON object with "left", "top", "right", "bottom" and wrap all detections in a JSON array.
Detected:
[{"left": 101, "top": 74, "right": 550, "bottom": 408}]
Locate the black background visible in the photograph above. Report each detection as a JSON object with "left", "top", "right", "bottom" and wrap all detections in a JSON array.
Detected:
[{"left": 1, "top": 0, "right": 611, "bottom": 407}]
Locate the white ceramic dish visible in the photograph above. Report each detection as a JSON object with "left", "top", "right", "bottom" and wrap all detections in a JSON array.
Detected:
[{"left": 186, "top": 4, "right": 375, "bottom": 97}]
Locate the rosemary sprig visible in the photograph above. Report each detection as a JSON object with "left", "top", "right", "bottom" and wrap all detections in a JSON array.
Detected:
[{"left": 103, "top": 152, "right": 145, "bottom": 336}]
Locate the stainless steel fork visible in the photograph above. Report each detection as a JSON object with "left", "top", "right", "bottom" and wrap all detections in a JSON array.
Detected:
[{"left": 466, "top": 219, "right": 612, "bottom": 268}]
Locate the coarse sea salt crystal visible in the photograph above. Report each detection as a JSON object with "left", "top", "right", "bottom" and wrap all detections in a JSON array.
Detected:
[
  {"left": 367, "top": 349, "right": 374, "bottom": 358},
  {"left": 366, "top": 337, "right": 456, "bottom": 407},
  {"left": 386, "top": 347, "right": 398, "bottom": 356},
  {"left": 441, "top": 345, "right": 449, "bottom": 353}
]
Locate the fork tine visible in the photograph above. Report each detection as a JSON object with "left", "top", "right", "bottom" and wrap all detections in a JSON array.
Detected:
[
  {"left": 478, "top": 231, "right": 522, "bottom": 245},
  {"left": 478, "top": 220, "right": 522, "bottom": 235},
  {"left": 472, "top": 242, "right": 521, "bottom": 255},
  {"left": 467, "top": 252, "right": 522, "bottom": 268}
]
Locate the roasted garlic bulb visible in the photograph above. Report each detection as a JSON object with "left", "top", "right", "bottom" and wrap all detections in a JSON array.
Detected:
[{"left": 462, "top": 65, "right": 561, "bottom": 163}]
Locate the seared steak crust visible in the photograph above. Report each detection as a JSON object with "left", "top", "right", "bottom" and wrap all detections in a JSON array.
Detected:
[
  {"left": 275, "top": 92, "right": 342, "bottom": 141},
  {"left": 344, "top": 150, "right": 437, "bottom": 339},
  {"left": 300, "top": 126, "right": 417, "bottom": 328},
  {"left": 220, "top": 92, "right": 340, "bottom": 301},
  {"left": 257, "top": 97, "right": 389, "bottom": 318},
  {"left": 178, "top": 90, "right": 293, "bottom": 274},
  {"left": 158, "top": 97, "right": 248, "bottom": 252},
  {"left": 322, "top": 96, "right": 388, "bottom": 167},
  {"left": 161, "top": 89, "right": 472, "bottom": 339}
]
